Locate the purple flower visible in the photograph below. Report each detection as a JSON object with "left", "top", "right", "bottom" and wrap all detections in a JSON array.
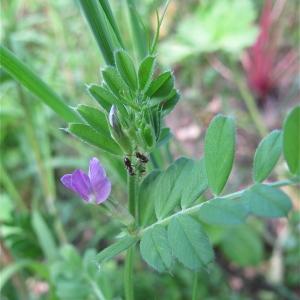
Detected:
[{"left": 60, "top": 157, "right": 111, "bottom": 204}]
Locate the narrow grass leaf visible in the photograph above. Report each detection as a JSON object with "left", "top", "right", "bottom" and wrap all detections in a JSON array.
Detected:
[
  {"left": 79, "top": 0, "right": 121, "bottom": 65},
  {"left": 126, "top": 0, "right": 148, "bottom": 59},
  {"left": 98, "top": 0, "right": 124, "bottom": 48},
  {"left": 204, "top": 115, "right": 235, "bottom": 195},
  {"left": 253, "top": 130, "right": 282, "bottom": 182},
  {"left": 31, "top": 211, "right": 57, "bottom": 261},
  {"left": 0, "top": 46, "right": 80, "bottom": 122}
]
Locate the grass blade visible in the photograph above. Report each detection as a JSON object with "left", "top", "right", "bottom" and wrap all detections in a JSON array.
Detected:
[
  {"left": 0, "top": 46, "right": 80, "bottom": 123},
  {"left": 79, "top": 0, "right": 122, "bottom": 65},
  {"left": 126, "top": 0, "right": 148, "bottom": 59},
  {"left": 98, "top": 0, "right": 124, "bottom": 48}
]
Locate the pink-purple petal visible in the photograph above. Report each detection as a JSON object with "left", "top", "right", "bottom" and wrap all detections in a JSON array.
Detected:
[
  {"left": 94, "top": 179, "right": 111, "bottom": 204},
  {"left": 60, "top": 174, "right": 73, "bottom": 190},
  {"left": 88, "top": 157, "right": 106, "bottom": 181},
  {"left": 61, "top": 158, "right": 111, "bottom": 204},
  {"left": 71, "top": 169, "right": 92, "bottom": 201}
]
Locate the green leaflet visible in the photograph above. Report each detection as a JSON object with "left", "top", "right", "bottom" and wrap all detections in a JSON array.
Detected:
[
  {"left": 204, "top": 114, "right": 235, "bottom": 195},
  {"left": 76, "top": 105, "right": 110, "bottom": 134},
  {"left": 242, "top": 184, "right": 292, "bottom": 218},
  {"left": 68, "top": 123, "right": 122, "bottom": 156},
  {"left": 88, "top": 84, "right": 118, "bottom": 112},
  {"left": 101, "top": 66, "right": 130, "bottom": 99},
  {"left": 283, "top": 106, "right": 300, "bottom": 175},
  {"left": 146, "top": 71, "right": 174, "bottom": 98},
  {"left": 180, "top": 159, "right": 207, "bottom": 208},
  {"left": 154, "top": 157, "right": 208, "bottom": 219},
  {"left": 139, "top": 170, "right": 161, "bottom": 227},
  {"left": 138, "top": 55, "right": 156, "bottom": 91},
  {"left": 140, "top": 225, "right": 172, "bottom": 272},
  {"left": 95, "top": 235, "right": 138, "bottom": 264},
  {"left": 253, "top": 130, "right": 282, "bottom": 182},
  {"left": 220, "top": 225, "right": 264, "bottom": 267},
  {"left": 157, "top": 127, "right": 172, "bottom": 147},
  {"left": 160, "top": 89, "right": 180, "bottom": 115},
  {"left": 168, "top": 215, "right": 214, "bottom": 270},
  {"left": 196, "top": 197, "right": 249, "bottom": 225},
  {"left": 115, "top": 49, "right": 138, "bottom": 91}
]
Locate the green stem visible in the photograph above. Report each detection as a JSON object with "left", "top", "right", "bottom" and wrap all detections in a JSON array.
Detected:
[
  {"left": 236, "top": 79, "right": 268, "bottom": 138},
  {"left": 140, "top": 178, "right": 299, "bottom": 235},
  {"left": 124, "top": 246, "right": 134, "bottom": 300},
  {"left": 124, "top": 174, "right": 138, "bottom": 300},
  {"left": 128, "top": 175, "right": 137, "bottom": 217},
  {"left": 192, "top": 272, "right": 198, "bottom": 300}
]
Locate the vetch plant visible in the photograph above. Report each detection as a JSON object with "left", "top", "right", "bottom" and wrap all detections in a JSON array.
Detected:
[{"left": 0, "top": 1, "right": 299, "bottom": 299}]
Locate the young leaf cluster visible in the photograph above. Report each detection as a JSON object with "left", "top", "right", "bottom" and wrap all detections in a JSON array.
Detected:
[{"left": 67, "top": 50, "right": 179, "bottom": 159}]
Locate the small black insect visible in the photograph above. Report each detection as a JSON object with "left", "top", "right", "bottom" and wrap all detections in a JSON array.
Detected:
[
  {"left": 135, "top": 152, "right": 149, "bottom": 164},
  {"left": 124, "top": 157, "right": 135, "bottom": 176}
]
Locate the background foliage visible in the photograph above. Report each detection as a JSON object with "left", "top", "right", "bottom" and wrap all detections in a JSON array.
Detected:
[{"left": 1, "top": 0, "right": 299, "bottom": 299}]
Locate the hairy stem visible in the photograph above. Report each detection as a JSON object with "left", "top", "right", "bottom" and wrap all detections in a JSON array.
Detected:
[
  {"left": 128, "top": 175, "right": 137, "bottom": 217},
  {"left": 124, "top": 174, "right": 138, "bottom": 300},
  {"left": 124, "top": 246, "right": 135, "bottom": 300}
]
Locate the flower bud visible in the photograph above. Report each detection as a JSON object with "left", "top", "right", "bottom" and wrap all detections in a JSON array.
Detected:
[
  {"left": 109, "top": 105, "right": 133, "bottom": 153},
  {"left": 142, "top": 125, "right": 155, "bottom": 149}
]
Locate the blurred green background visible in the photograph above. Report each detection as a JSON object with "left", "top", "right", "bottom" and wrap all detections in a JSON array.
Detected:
[{"left": 0, "top": 0, "right": 299, "bottom": 299}]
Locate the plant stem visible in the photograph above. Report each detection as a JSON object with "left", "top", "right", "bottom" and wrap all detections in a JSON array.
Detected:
[
  {"left": 124, "top": 174, "right": 138, "bottom": 300},
  {"left": 192, "top": 272, "right": 198, "bottom": 300},
  {"left": 236, "top": 79, "right": 268, "bottom": 138},
  {"left": 124, "top": 246, "right": 134, "bottom": 300},
  {"left": 128, "top": 175, "right": 137, "bottom": 217}
]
